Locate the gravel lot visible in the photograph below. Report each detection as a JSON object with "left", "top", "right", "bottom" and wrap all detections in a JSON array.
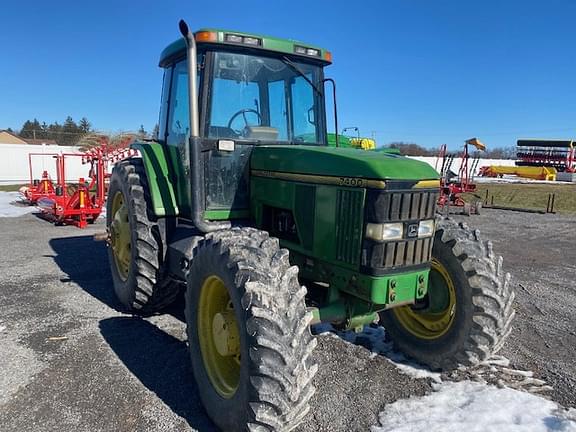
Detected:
[
  {"left": 452, "top": 209, "right": 576, "bottom": 409},
  {"left": 0, "top": 208, "right": 574, "bottom": 431}
]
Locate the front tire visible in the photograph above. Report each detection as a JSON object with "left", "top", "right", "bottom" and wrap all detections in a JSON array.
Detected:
[
  {"left": 106, "top": 158, "right": 181, "bottom": 314},
  {"left": 380, "top": 218, "right": 515, "bottom": 370},
  {"left": 186, "top": 228, "right": 317, "bottom": 431}
]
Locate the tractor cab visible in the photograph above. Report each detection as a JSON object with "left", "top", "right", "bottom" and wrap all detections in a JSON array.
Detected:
[{"left": 155, "top": 27, "right": 333, "bottom": 219}]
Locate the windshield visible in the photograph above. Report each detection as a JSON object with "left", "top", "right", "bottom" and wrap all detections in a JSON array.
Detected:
[{"left": 207, "top": 51, "right": 326, "bottom": 145}]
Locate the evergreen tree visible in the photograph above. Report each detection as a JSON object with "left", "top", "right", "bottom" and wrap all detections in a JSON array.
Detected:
[
  {"left": 48, "top": 122, "right": 63, "bottom": 145},
  {"left": 19, "top": 120, "right": 35, "bottom": 139},
  {"left": 39, "top": 122, "right": 49, "bottom": 139},
  {"left": 79, "top": 117, "right": 91, "bottom": 133},
  {"left": 19, "top": 119, "right": 42, "bottom": 139},
  {"left": 32, "top": 119, "right": 41, "bottom": 136},
  {"left": 61, "top": 116, "right": 80, "bottom": 145},
  {"left": 16, "top": 116, "right": 93, "bottom": 145}
]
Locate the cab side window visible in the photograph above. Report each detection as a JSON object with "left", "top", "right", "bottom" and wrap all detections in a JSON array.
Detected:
[
  {"left": 157, "top": 67, "right": 171, "bottom": 142},
  {"left": 167, "top": 60, "right": 189, "bottom": 146}
]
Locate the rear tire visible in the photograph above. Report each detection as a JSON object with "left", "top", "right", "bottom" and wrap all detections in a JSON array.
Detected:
[
  {"left": 186, "top": 228, "right": 317, "bottom": 431},
  {"left": 106, "top": 158, "right": 181, "bottom": 314},
  {"left": 380, "top": 217, "right": 515, "bottom": 370}
]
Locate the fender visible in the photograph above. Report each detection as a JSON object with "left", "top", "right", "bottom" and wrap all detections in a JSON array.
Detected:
[{"left": 131, "top": 142, "right": 179, "bottom": 217}]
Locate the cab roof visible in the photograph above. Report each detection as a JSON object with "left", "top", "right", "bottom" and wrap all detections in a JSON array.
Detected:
[{"left": 159, "top": 28, "right": 332, "bottom": 67}]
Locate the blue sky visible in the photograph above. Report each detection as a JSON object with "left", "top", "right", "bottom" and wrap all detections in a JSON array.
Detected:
[{"left": 1, "top": 0, "right": 574, "bottom": 150}]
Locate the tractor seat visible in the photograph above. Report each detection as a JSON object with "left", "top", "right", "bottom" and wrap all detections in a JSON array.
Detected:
[{"left": 243, "top": 126, "right": 279, "bottom": 141}]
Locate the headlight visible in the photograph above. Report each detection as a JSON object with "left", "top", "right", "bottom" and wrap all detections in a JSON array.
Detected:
[
  {"left": 365, "top": 223, "right": 403, "bottom": 241},
  {"left": 418, "top": 219, "right": 435, "bottom": 238}
]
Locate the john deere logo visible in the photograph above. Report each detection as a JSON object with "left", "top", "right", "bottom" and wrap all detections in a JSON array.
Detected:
[{"left": 407, "top": 224, "right": 418, "bottom": 238}]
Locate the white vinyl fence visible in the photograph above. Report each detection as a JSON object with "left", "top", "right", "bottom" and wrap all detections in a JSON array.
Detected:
[
  {"left": 0, "top": 144, "right": 90, "bottom": 185},
  {"left": 0, "top": 144, "right": 517, "bottom": 185},
  {"left": 407, "top": 156, "right": 516, "bottom": 176}
]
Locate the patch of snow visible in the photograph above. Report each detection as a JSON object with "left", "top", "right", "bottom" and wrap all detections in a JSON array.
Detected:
[
  {"left": 99, "top": 204, "right": 107, "bottom": 220},
  {"left": 0, "top": 192, "right": 36, "bottom": 218},
  {"left": 362, "top": 325, "right": 443, "bottom": 383},
  {"left": 475, "top": 176, "right": 562, "bottom": 185},
  {"left": 372, "top": 381, "right": 576, "bottom": 432},
  {"left": 482, "top": 355, "right": 510, "bottom": 367},
  {"left": 500, "top": 367, "right": 535, "bottom": 378}
]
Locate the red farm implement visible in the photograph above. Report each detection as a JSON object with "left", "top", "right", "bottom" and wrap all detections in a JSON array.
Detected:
[
  {"left": 23, "top": 137, "right": 138, "bottom": 228},
  {"left": 516, "top": 139, "right": 575, "bottom": 173},
  {"left": 35, "top": 152, "right": 106, "bottom": 228},
  {"left": 21, "top": 152, "right": 59, "bottom": 204},
  {"left": 437, "top": 138, "right": 485, "bottom": 214}
]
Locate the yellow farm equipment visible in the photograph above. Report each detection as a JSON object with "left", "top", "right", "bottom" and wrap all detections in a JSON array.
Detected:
[
  {"left": 349, "top": 137, "right": 376, "bottom": 150},
  {"left": 479, "top": 165, "right": 557, "bottom": 181}
]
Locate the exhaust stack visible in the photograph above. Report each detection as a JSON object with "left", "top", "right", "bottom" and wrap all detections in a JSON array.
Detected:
[{"left": 179, "top": 20, "right": 230, "bottom": 233}]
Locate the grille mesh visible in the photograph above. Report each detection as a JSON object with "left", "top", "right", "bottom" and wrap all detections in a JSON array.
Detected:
[
  {"left": 369, "top": 237, "right": 433, "bottom": 269},
  {"left": 336, "top": 189, "right": 364, "bottom": 265},
  {"left": 363, "top": 190, "right": 438, "bottom": 272},
  {"left": 366, "top": 190, "right": 438, "bottom": 222}
]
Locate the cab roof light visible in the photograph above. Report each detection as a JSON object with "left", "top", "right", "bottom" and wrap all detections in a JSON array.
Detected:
[
  {"left": 243, "top": 36, "right": 261, "bottom": 46},
  {"left": 195, "top": 31, "right": 217, "bottom": 42},
  {"left": 225, "top": 33, "right": 243, "bottom": 43},
  {"left": 324, "top": 51, "right": 332, "bottom": 62},
  {"left": 224, "top": 33, "right": 262, "bottom": 46},
  {"left": 294, "top": 46, "right": 307, "bottom": 55},
  {"left": 294, "top": 45, "right": 321, "bottom": 58}
]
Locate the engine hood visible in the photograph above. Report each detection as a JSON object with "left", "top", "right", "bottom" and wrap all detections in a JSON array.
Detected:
[{"left": 250, "top": 145, "right": 439, "bottom": 181}]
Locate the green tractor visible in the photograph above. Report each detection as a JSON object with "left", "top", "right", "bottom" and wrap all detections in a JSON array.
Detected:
[{"left": 106, "top": 20, "right": 515, "bottom": 431}]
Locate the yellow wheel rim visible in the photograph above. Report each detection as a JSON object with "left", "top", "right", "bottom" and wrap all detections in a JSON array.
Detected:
[
  {"left": 198, "top": 275, "right": 241, "bottom": 399},
  {"left": 109, "top": 191, "right": 131, "bottom": 281},
  {"left": 393, "top": 258, "right": 456, "bottom": 340}
]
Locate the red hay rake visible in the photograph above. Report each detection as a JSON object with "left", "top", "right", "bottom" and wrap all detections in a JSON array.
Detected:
[{"left": 21, "top": 136, "right": 138, "bottom": 228}]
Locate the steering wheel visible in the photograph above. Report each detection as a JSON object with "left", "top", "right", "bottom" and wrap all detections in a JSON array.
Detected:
[{"left": 227, "top": 109, "right": 262, "bottom": 135}]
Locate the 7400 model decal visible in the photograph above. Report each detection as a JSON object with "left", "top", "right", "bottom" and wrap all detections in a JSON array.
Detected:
[
  {"left": 339, "top": 176, "right": 365, "bottom": 187},
  {"left": 251, "top": 169, "right": 387, "bottom": 189}
]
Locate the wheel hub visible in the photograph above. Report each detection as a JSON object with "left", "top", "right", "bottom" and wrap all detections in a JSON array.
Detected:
[
  {"left": 212, "top": 310, "right": 240, "bottom": 357},
  {"left": 198, "top": 275, "right": 241, "bottom": 398},
  {"left": 392, "top": 258, "right": 457, "bottom": 340},
  {"left": 110, "top": 191, "right": 131, "bottom": 281}
]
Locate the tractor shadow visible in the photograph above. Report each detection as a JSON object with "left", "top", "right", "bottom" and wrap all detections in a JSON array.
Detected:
[
  {"left": 48, "top": 235, "right": 124, "bottom": 312},
  {"left": 48, "top": 236, "right": 212, "bottom": 429},
  {"left": 99, "top": 317, "right": 217, "bottom": 431},
  {"left": 47, "top": 235, "right": 186, "bottom": 320}
]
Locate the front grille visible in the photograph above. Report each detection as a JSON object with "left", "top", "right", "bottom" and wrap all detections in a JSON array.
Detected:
[
  {"left": 362, "top": 189, "right": 438, "bottom": 274},
  {"left": 364, "top": 237, "right": 433, "bottom": 270},
  {"left": 335, "top": 189, "right": 364, "bottom": 265},
  {"left": 365, "top": 190, "right": 437, "bottom": 223}
]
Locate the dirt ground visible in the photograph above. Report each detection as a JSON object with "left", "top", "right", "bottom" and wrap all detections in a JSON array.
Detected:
[{"left": 0, "top": 208, "right": 574, "bottom": 431}]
